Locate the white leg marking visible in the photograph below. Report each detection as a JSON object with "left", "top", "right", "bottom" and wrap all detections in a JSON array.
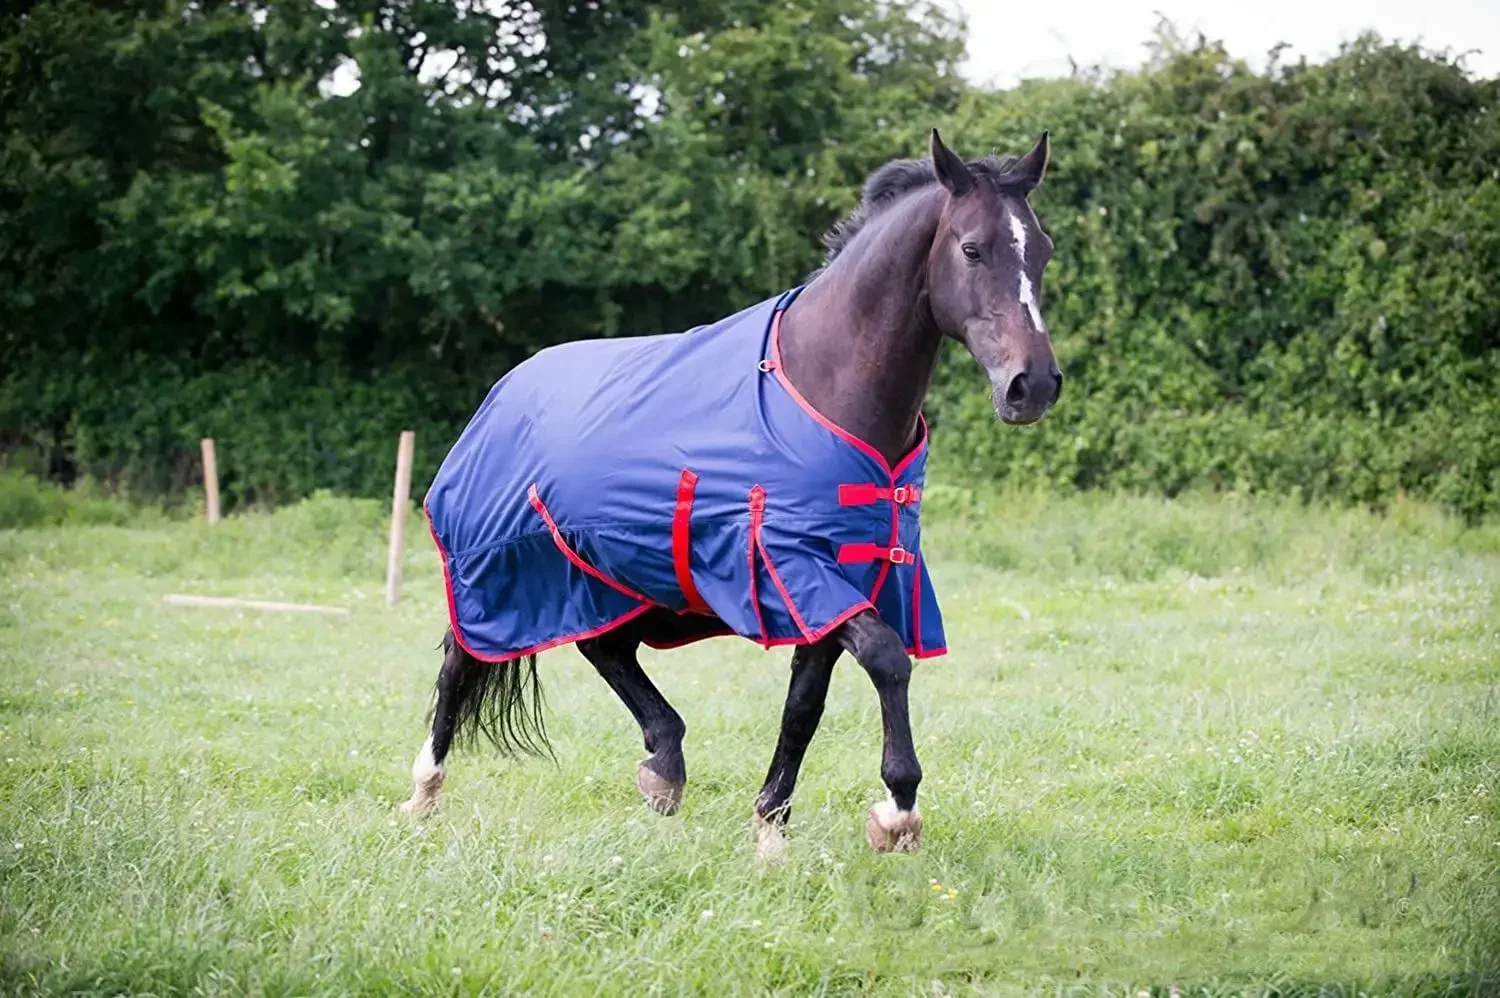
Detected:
[
  {"left": 866, "top": 796, "right": 923, "bottom": 853},
  {"left": 400, "top": 736, "right": 444, "bottom": 817},
  {"left": 752, "top": 813, "right": 789, "bottom": 864}
]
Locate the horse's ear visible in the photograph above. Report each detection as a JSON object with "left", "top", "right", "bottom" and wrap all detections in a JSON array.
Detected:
[
  {"left": 929, "top": 128, "right": 973, "bottom": 197},
  {"left": 1009, "top": 130, "right": 1050, "bottom": 192}
]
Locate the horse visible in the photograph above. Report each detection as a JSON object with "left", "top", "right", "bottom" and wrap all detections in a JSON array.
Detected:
[{"left": 401, "top": 129, "right": 1061, "bottom": 858}]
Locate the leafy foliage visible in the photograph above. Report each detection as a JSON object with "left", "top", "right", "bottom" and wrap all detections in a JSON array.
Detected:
[
  {"left": 933, "top": 35, "right": 1500, "bottom": 518},
  {"left": 0, "top": 5, "right": 1495, "bottom": 515}
]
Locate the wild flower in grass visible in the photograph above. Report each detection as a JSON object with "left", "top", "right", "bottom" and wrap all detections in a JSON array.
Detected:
[
  {"left": 538, "top": 926, "right": 553, "bottom": 941},
  {"left": 751, "top": 919, "right": 762, "bottom": 928},
  {"left": 700, "top": 909, "right": 713, "bottom": 922},
  {"left": 610, "top": 855, "right": 623, "bottom": 867},
  {"left": 450, "top": 967, "right": 461, "bottom": 977}
]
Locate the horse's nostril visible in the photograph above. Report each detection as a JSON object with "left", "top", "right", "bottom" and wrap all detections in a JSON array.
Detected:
[
  {"left": 1052, "top": 369, "right": 1064, "bottom": 403},
  {"left": 1005, "top": 372, "right": 1028, "bottom": 406}
]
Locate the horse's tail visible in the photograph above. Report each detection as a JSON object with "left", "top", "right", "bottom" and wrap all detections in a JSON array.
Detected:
[{"left": 441, "top": 630, "right": 551, "bottom": 758}]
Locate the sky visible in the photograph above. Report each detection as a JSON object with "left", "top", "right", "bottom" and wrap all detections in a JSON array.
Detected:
[
  {"left": 949, "top": 0, "right": 1500, "bottom": 86},
  {"left": 317, "top": 1, "right": 1498, "bottom": 100}
]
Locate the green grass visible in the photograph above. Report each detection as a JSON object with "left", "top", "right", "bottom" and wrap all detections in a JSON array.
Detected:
[{"left": 1, "top": 488, "right": 1497, "bottom": 995}]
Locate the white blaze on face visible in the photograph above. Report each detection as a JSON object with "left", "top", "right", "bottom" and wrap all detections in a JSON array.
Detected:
[{"left": 1008, "top": 210, "right": 1046, "bottom": 335}]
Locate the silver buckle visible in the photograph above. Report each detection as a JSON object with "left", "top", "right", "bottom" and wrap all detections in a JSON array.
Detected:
[
  {"left": 887, "top": 546, "right": 911, "bottom": 565},
  {"left": 891, "top": 486, "right": 909, "bottom": 504}
]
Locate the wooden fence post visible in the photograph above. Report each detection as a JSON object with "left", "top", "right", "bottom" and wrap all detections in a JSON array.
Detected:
[
  {"left": 200, "top": 438, "right": 221, "bottom": 526},
  {"left": 386, "top": 430, "right": 416, "bottom": 605}
]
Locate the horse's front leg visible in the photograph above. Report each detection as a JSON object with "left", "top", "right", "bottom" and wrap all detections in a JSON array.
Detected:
[
  {"left": 837, "top": 611, "right": 923, "bottom": 853},
  {"left": 751, "top": 640, "right": 841, "bottom": 861}
]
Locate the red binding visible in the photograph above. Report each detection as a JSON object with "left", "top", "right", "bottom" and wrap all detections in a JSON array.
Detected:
[
  {"left": 672, "top": 469, "right": 710, "bottom": 614},
  {"left": 910, "top": 551, "right": 924, "bottom": 657},
  {"left": 747, "top": 485, "right": 770, "bottom": 647},
  {"left": 529, "top": 484, "right": 650, "bottom": 603}
]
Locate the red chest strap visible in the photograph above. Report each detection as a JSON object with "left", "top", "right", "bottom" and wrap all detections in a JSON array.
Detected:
[
  {"left": 838, "top": 484, "right": 922, "bottom": 506},
  {"left": 837, "top": 543, "right": 913, "bottom": 566}
]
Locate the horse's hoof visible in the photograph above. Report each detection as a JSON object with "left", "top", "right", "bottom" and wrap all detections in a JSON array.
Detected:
[
  {"left": 866, "top": 798, "right": 921, "bottom": 853},
  {"left": 752, "top": 814, "right": 789, "bottom": 864},
  {"left": 636, "top": 760, "right": 684, "bottom": 815},
  {"left": 400, "top": 794, "right": 439, "bottom": 819}
]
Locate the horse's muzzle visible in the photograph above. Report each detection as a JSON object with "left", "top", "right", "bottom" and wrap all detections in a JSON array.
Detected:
[{"left": 992, "top": 365, "right": 1062, "bottom": 425}]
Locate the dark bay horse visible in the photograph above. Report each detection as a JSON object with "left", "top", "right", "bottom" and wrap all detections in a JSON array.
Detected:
[{"left": 402, "top": 130, "right": 1061, "bottom": 857}]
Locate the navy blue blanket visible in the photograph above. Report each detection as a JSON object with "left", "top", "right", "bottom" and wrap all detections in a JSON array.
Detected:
[{"left": 425, "top": 288, "right": 946, "bottom": 662}]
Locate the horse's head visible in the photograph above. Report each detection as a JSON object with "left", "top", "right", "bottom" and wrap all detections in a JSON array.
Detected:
[{"left": 925, "top": 129, "right": 1061, "bottom": 426}]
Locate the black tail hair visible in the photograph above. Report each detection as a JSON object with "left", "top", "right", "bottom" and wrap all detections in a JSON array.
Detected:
[{"left": 441, "top": 630, "right": 552, "bottom": 758}]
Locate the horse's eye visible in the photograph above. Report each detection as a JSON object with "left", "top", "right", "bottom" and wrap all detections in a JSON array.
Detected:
[{"left": 961, "top": 243, "right": 981, "bottom": 262}]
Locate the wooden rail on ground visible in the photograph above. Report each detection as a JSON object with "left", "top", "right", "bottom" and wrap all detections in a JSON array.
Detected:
[{"left": 164, "top": 594, "right": 349, "bottom": 616}]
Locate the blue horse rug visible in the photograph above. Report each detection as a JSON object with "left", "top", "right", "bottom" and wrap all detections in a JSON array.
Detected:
[{"left": 424, "top": 288, "right": 946, "bottom": 662}]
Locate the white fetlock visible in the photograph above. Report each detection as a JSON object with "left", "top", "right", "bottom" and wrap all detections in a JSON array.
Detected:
[
  {"left": 400, "top": 738, "right": 444, "bottom": 818},
  {"left": 752, "top": 813, "right": 789, "bottom": 864},
  {"left": 866, "top": 797, "right": 922, "bottom": 853}
]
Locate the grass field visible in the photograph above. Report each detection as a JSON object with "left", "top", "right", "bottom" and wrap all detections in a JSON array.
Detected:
[{"left": 1, "top": 487, "right": 1497, "bottom": 995}]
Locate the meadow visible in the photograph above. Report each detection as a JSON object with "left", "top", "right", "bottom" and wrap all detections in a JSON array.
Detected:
[{"left": 1, "top": 485, "right": 1497, "bottom": 995}]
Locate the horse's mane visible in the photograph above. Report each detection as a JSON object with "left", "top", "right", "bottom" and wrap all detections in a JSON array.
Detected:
[{"left": 810, "top": 154, "right": 1023, "bottom": 279}]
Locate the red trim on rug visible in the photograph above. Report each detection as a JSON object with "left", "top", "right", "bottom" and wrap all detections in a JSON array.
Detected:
[
  {"left": 910, "top": 552, "right": 924, "bottom": 658},
  {"left": 867, "top": 498, "right": 901, "bottom": 604},
  {"left": 529, "top": 484, "right": 650, "bottom": 603},
  {"left": 424, "top": 506, "right": 655, "bottom": 664},
  {"left": 644, "top": 600, "right": 875, "bottom": 652},
  {"left": 766, "top": 311, "right": 928, "bottom": 478},
  {"left": 759, "top": 541, "right": 814, "bottom": 642},
  {"left": 772, "top": 600, "right": 872, "bottom": 645},
  {"left": 745, "top": 484, "right": 819, "bottom": 643},
  {"left": 643, "top": 626, "right": 736, "bottom": 651},
  {"left": 671, "top": 469, "right": 710, "bottom": 614},
  {"left": 425, "top": 507, "right": 466, "bottom": 648},
  {"left": 746, "top": 485, "right": 771, "bottom": 648},
  {"left": 891, "top": 413, "right": 930, "bottom": 481},
  {"left": 464, "top": 604, "right": 656, "bottom": 664}
]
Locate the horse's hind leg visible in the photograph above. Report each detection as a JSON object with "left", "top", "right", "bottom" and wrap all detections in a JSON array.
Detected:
[
  {"left": 401, "top": 629, "right": 483, "bottom": 817},
  {"left": 577, "top": 616, "right": 687, "bottom": 815}
]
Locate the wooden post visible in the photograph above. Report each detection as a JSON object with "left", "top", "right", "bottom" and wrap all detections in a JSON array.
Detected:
[
  {"left": 200, "top": 438, "right": 221, "bottom": 526},
  {"left": 386, "top": 430, "right": 416, "bottom": 605}
]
